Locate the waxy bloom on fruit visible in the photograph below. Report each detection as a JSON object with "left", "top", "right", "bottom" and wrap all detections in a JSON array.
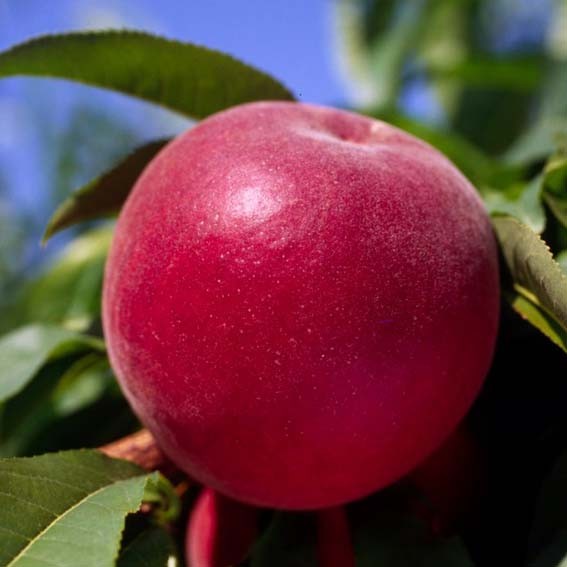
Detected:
[{"left": 103, "top": 101, "right": 499, "bottom": 509}]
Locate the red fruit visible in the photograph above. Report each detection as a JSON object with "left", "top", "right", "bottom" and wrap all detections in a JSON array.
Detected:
[
  {"left": 186, "top": 488, "right": 258, "bottom": 567},
  {"left": 316, "top": 507, "right": 355, "bottom": 567},
  {"left": 103, "top": 101, "right": 499, "bottom": 509}
]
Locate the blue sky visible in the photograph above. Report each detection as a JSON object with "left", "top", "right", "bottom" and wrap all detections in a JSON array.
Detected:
[{"left": 0, "top": 0, "right": 348, "bottom": 229}]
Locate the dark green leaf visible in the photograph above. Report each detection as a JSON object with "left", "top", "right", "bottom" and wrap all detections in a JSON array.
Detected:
[
  {"left": 118, "top": 526, "right": 179, "bottom": 567},
  {"left": 44, "top": 140, "right": 169, "bottom": 242},
  {"left": 0, "top": 324, "right": 105, "bottom": 403},
  {"left": 0, "top": 30, "right": 294, "bottom": 120},
  {"left": 493, "top": 216, "right": 567, "bottom": 352},
  {"left": 0, "top": 450, "right": 179, "bottom": 567}
]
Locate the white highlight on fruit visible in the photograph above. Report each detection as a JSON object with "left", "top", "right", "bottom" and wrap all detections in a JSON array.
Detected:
[{"left": 226, "top": 184, "right": 282, "bottom": 223}]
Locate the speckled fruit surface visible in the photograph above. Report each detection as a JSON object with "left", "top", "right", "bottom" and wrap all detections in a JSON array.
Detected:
[{"left": 103, "top": 101, "right": 499, "bottom": 509}]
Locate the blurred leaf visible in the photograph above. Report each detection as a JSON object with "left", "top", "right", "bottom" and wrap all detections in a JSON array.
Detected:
[
  {"left": 493, "top": 216, "right": 567, "bottom": 352},
  {"left": 15, "top": 227, "right": 113, "bottom": 331},
  {"left": 0, "top": 450, "right": 178, "bottom": 567},
  {"left": 483, "top": 175, "right": 546, "bottom": 234},
  {"left": 0, "top": 30, "right": 294, "bottom": 120},
  {"left": 117, "top": 526, "right": 179, "bottom": 567},
  {"left": 0, "top": 324, "right": 104, "bottom": 403},
  {"left": 51, "top": 353, "right": 113, "bottom": 417},
  {"left": 337, "top": 0, "right": 429, "bottom": 109},
  {"left": 418, "top": 0, "right": 468, "bottom": 119},
  {"left": 250, "top": 512, "right": 316, "bottom": 567},
  {"left": 506, "top": 61, "right": 567, "bottom": 165},
  {"left": 428, "top": 57, "right": 543, "bottom": 92},
  {"left": 543, "top": 151, "right": 567, "bottom": 229},
  {"left": 44, "top": 140, "right": 169, "bottom": 242}
]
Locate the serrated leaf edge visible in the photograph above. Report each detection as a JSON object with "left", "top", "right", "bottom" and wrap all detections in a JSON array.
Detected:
[{"left": 5, "top": 473, "right": 148, "bottom": 567}]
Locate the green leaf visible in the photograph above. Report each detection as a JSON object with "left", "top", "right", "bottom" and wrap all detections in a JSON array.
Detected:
[
  {"left": 493, "top": 216, "right": 567, "bottom": 352},
  {"left": 483, "top": 175, "right": 546, "bottom": 234},
  {"left": 0, "top": 30, "right": 295, "bottom": 120},
  {"left": 44, "top": 140, "right": 169, "bottom": 242},
  {"left": 0, "top": 324, "right": 105, "bottom": 403},
  {"left": 543, "top": 151, "right": 567, "bottom": 229},
  {"left": 0, "top": 450, "right": 179, "bottom": 567},
  {"left": 118, "top": 526, "right": 179, "bottom": 567}
]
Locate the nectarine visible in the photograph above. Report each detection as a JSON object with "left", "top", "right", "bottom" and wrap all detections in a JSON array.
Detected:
[{"left": 103, "top": 102, "right": 499, "bottom": 509}]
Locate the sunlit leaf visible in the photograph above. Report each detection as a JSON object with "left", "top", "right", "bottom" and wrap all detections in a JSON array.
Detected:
[
  {"left": 0, "top": 451, "right": 179, "bottom": 567},
  {"left": 0, "top": 30, "right": 294, "bottom": 120},
  {"left": 493, "top": 216, "right": 567, "bottom": 352}
]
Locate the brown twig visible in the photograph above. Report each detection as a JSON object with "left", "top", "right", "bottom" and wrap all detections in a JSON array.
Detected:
[{"left": 99, "top": 429, "right": 179, "bottom": 478}]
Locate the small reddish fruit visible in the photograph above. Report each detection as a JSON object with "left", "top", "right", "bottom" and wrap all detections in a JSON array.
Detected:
[
  {"left": 186, "top": 488, "right": 258, "bottom": 567},
  {"left": 103, "top": 101, "right": 499, "bottom": 509}
]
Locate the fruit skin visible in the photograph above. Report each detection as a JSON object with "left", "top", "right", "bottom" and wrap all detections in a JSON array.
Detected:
[
  {"left": 103, "top": 101, "right": 499, "bottom": 509},
  {"left": 186, "top": 488, "right": 258, "bottom": 567}
]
